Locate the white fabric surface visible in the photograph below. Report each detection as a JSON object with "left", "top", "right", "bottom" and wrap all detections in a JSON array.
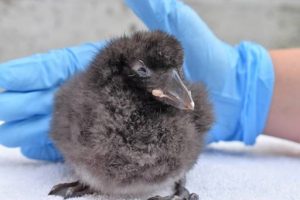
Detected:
[{"left": 1, "top": 136, "right": 300, "bottom": 200}]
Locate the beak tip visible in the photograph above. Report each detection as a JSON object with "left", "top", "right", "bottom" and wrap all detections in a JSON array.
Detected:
[
  {"left": 186, "top": 101, "right": 195, "bottom": 111},
  {"left": 191, "top": 101, "right": 195, "bottom": 110}
]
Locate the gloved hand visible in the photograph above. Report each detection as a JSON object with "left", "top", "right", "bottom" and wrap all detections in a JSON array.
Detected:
[
  {"left": 125, "top": 0, "right": 275, "bottom": 144},
  {"left": 0, "top": 42, "right": 106, "bottom": 161},
  {"left": 0, "top": 0, "right": 275, "bottom": 162}
]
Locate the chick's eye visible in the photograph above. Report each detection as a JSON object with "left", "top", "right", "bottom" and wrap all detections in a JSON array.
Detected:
[
  {"left": 132, "top": 60, "right": 151, "bottom": 78},
  {"left": 137, "top": 66, "right": 150, "bottom": 77}
]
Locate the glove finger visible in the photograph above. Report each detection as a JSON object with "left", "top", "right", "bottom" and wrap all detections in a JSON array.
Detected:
[
  {"left": 0, "top": 41, "right": 106, "bottom": 92},
  {"left": 125, "top": 0, "right": 216, "bottom": 37},
  {"left": 0, "top": 88, "right": 56, "bottom": 122},
  {"left": 0, "top": 115, "right": 51, "bottom": 147},
  {"left": 21, "top": 142, "right": 64, "bottom": 162},
  {"left": 125, "top": 0, "right": 231, "bottom": 85}
]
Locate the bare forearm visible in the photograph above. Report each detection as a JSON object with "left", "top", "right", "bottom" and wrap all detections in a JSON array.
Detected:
[{"left": 264, "top": 49, "right": 300, "bottom": 143}]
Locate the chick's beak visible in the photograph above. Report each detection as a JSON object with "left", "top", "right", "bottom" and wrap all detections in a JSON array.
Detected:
[{"left": 152, "top": 69, "right": 194, "bottom": 111}]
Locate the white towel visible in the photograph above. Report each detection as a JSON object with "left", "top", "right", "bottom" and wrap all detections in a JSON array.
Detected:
[{"left": 0, "top": 136, "right": 300, "bottom": 200}]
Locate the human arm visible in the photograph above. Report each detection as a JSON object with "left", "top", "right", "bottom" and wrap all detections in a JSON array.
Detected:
[{"left": 265, "top": 49, "right": 300, "bottom": 143}]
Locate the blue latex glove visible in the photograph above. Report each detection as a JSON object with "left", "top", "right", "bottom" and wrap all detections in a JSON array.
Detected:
[
  {"left": 125, "top": 0, "right": 275, "bottom": 144},
  {"left": 0, "top": 0, "right": 275, "bottom": 162},
  {"left": 0, "top": 42, "right": 106, "bottom": 161}
]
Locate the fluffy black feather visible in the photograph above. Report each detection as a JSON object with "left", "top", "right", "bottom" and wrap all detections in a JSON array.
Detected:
[{"left": 50, "top": 30, "right": 213, "bottom": 199}]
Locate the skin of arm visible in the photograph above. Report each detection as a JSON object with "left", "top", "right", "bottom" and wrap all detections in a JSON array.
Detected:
[{"left": 264, "top": 49, "right": 300, "bottom": 143}]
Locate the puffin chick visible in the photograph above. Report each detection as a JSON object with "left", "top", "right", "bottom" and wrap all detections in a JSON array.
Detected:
[{"left": 49, "top": 30, "right": 214, "bottom": 200}]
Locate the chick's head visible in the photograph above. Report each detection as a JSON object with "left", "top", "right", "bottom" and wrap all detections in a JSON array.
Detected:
[{"left": 107, "top": 31, "right": 194, "bottom": 111}]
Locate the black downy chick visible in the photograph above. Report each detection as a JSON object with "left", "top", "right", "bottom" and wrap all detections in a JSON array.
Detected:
[{"left": 49, "top": 31, "right": 213, "bottom": 200}]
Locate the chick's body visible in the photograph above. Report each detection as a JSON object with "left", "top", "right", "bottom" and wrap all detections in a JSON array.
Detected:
[{"left": 50, "top": 31, "right": 213, "bottom": 198}]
